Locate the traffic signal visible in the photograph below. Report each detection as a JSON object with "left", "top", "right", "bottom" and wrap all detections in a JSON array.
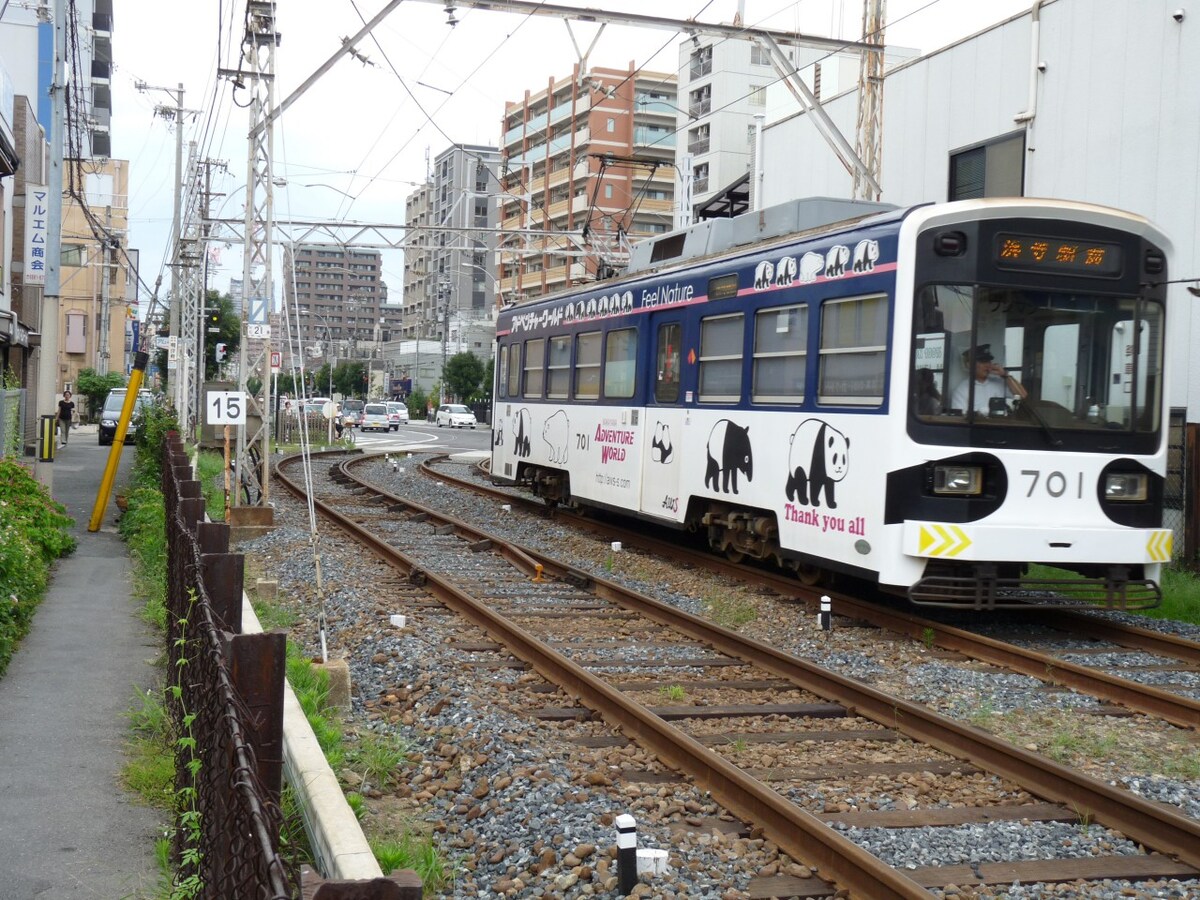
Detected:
[
  {"left": 208, "top": 311, "right": 220, "bottom": 327},
  {"left": 215, "top": 342, "right": 227, "bottom": 363}
]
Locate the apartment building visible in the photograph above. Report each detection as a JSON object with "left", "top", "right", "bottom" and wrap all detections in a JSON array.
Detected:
[
  {"left": 499, "top": 63, "right": 678, "bottom": 302},
  {"left": 282, "top": 244, "right": 388, "bottom": 360},
  {"left": 400, "top": 144, "right": 501, "bottom": 353}
]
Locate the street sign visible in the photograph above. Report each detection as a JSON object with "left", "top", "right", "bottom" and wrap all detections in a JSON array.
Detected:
[
  {"left": 270, "top": 350, "right": 281, "bottom": 373},
  {"left": 207, "top": 391, "right": 247, "bottom": 425},
  {"left": 155, "top": 336, "right": 171, "bottom": 350},
  {"left": 321, "top": 400, "right": 337, "bottom": 420},
  {"left": 248, "top": 323, "right": 271, "bottom": 339}
]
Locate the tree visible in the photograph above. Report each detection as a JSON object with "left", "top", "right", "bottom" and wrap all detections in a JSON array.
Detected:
[
  {"left": 74, "top": 368, "right": 126, "bottom": 420},
  {"left": 479, "top": 357, "right": 495, "bottom": 402},
  {"left": 333, "top": 361, "right": 366, "bottom": 398},
  {"left": 444, "top": 352, "right": 484, "bottom": 403}
]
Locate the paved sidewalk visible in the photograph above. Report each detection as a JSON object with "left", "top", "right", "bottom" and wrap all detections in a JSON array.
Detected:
[{"left": 0, "top": 427, "right": 163, "bottom": 899}]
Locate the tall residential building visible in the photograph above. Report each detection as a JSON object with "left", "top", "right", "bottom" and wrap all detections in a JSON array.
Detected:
[
  {"left": 401, "top": 143, "right": 501, "bottom": 352},
  {"left": 282, "top": 244, "right": 388, "bottom": 360},
  {"left": 401, "top": 181, "right": 432, "bottom": 339},
  {"left": 677, "top": 35, "right": 917, "bottom": 219},
  {"left": 499, "top": 63, "right": 678, "bottom": 302}
]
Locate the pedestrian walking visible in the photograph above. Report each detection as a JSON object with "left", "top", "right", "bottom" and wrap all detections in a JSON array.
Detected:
[{"left": 57, "top": 390, "right": 75, "bottom": 448}]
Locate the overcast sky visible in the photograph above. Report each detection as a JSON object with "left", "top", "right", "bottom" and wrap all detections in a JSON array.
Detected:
[{"left": 110, "top": 0, "right": 1032, "bottom": 306}]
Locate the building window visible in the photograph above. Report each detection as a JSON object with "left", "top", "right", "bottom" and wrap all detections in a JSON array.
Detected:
[
  {"left": 65, "top": 312, "right": 86, "bottom": 354},
  {"left": 604, "top": 184, "right": 614, "bottom": 200},
  {"left": 949, "top": 131, "right": 1025, "bottom": 200},
  {"left": 818, "top": 294, "right": 887, "bottom": 405},
  {"left": 607, "top": 117, "right": 616, "bottom": 133},
  {"left": 61, "top": 244, "right": 87, "bottom": 266},
  {"left": 689, "top": 85, "right": 711, "bottom": 118},
  {"left": 750, "top": 44, "right": 771, "bottom": 66},
  {"left": 699, "top": 313, "right": 743, "bottom": 402},
  {"left": 748, "top": 83, "right": 767, "bottom": 107},
  {"left": 753, "top": 304, "right": 807, "bottom": 403}
]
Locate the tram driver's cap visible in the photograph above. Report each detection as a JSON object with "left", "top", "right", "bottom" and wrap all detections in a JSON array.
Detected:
[{"left": 965, "top": 344, "right": 994, "bottom": 363}]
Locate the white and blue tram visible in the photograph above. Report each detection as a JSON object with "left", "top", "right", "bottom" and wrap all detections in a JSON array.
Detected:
[{"left": 490, "top": 198, "right": 1173, "bottom": 608}]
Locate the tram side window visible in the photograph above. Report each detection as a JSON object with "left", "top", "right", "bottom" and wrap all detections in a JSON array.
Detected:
[
  {"left": 699, "top": 313, "right": 744, "bottom": 402},
  {"left": 505, "top": 343, "right": 521, "bottom": 397},
  {"left": 818, "top": 294, "right": 887, "bottom": 405},
  {"left": 655, "top": 322, "right": 682, "bottom": 403},
  {"left": 753, "top": 304, "right": 806, "bottom": 403},
  {"left": 523, "top": 338, "right": 545, "bottom": 398},
  {"left": 603, "top": 328, "right": 638, "bottom": 399},
  {"left": 497, "top": 344, "right": 509, "bottom": 398},
  {"left": 575, "top": 332, "right": 601, "bottom": 399},
  {"left": 547, "top": 335, "right": 571, "bottom": 399}
]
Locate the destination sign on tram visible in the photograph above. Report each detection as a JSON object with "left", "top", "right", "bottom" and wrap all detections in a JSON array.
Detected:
[{"left": 995, "top": 233, "right": 1122, "bottom": 277}]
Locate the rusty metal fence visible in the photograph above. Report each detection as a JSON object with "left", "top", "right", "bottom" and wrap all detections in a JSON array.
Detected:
[{"left": 162, "top": 432, "right": 296, "bottom": 899}]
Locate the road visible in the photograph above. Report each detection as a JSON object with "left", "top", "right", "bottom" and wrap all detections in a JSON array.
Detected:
[{"left": 349, "top": 419, "right": 495, "bottom": 455}]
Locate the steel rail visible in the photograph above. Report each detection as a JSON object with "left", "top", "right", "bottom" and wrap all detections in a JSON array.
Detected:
[
  {"left": 429, "top": 458, "right": 1200, "bottom": 730},
  {"left": 375, "top": 453, "right": 1200, "bottom": 865},
  {"left": 276, "top": 452, "right": 932, "bottom": 898}
]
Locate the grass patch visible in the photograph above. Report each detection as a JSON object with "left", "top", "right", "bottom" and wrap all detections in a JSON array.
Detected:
[
  {"left": 251, "top": 597, "right": 298, "bottom": 632},
  {"left": 704, "top": 590, "right": 757, "bottom": 630},
  {"left": 658, "top": 684, "right": 686, "bottom": 702},
  {"left": 346, "top": 732, "right": 413, "bottom": 793},
  {"left": 1024, "top": 563, "right": 1200, "bottom": 625},
  {"left": 371, "top": 831, "right": 450, "bottom": 890},
  {"left": 194, "top": 450, "right": 227, "bottom": 523}
]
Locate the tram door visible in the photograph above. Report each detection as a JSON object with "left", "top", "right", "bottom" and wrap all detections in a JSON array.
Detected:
[{"left": 640, "top": 320, "right": 685, "bottom": 522}]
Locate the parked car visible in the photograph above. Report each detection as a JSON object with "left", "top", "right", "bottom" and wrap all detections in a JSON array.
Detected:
[
  {"left": 303, "top": 397, "right": 332, "bottom": 416},
  {"left": 341, "top": 399, "right": 365, "bottom": 427},
  {"left": 99, "top": 388, "right": 154, "bottom": 446},
  {"left": 386, "top": 401, "right": 409, "bottom": 430},
  {"left": 435, "top": 403, "right": 478, "bottom": 429},
  {"left": 360, "top": 403, "right": 390, "bottom": 432}
]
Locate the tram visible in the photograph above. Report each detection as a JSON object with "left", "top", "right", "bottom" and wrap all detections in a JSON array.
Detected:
[{"left": 491, "top": 197, "right": 1173, "bottom": 608}]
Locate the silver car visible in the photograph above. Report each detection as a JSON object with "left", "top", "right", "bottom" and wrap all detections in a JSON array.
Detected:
[{"left": 360, "top": 403, "right": 391, "bottom": 432}]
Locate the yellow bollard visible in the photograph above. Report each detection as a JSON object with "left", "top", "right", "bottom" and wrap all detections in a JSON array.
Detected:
[{"left": 88, "top": 351, "right": 148, "bottom": 532}]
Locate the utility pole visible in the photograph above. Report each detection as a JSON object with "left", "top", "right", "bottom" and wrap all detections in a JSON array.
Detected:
[
  {"left": 35, "top": 0, "right": 68, "bottom": 489},
  {"left": 98, "top": 206, "right": 113, "bottom": 374},
  {"left": 438, "top": 275, "right": 450, "bottom": 406}
]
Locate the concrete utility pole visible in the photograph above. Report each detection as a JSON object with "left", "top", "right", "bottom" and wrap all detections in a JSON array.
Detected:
[
  {"left": 35, "top": 0, "right": 68, "bottom": 489},
  {"left": 98, "top": 206, "right": 113, "bottom": 374},
  {"left": 134, "top": 80, "right": 191, "bottom": 405}
]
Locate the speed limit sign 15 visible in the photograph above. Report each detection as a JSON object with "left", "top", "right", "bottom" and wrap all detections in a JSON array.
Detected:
[{"left": 207, "top": 391, "right": 247, "bottom": 425}]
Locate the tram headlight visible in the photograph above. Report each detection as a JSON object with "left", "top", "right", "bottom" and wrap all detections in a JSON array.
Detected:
[
  {"left": 1105, "top": 472, "right": 1147, "bottom": 501},
  {"left": 933, "top": 465, "right": 983, "bottom": 495}
]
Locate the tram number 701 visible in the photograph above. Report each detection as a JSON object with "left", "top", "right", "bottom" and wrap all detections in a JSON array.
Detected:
[{"left": 1021, "top": 469, "right": 1083, "bottom": 499}]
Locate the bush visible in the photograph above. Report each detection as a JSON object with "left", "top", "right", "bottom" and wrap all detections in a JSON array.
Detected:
[{"left": 0, "top": 460, "right": 75, "bottom": 676}]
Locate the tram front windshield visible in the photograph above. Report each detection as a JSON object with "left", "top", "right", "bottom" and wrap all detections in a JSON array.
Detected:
[{"left": 910, "top": 284, "right": 1163, "bottom": 439}]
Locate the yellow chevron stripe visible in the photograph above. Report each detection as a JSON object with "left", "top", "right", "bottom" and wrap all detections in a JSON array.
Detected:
[{"left": 917, "top": 524, "right": 972, "bottom": 557}]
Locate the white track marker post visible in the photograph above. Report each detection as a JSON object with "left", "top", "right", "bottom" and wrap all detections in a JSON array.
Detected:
[
  {"left": 819, "top": 595, "right": 832, "bottom": 631},
  {"left": 615, "top": 813, "right": 638, "bottom": 895}
]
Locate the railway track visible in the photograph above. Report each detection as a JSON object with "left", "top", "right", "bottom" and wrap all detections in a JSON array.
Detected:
[
  {"left": 422, "top": 454, "right": 1200, "bottom": 732},
  {"left": 273, "top": 449, "right": 1200, "bottom": 898}
]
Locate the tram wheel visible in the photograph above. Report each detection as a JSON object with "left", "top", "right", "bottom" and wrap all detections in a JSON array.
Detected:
[
  {"left": 725, "top": 546, "right": 746, "bottom": 564},
  {"left": 796, "top": 563, "right": 826, "bottom": 586}
]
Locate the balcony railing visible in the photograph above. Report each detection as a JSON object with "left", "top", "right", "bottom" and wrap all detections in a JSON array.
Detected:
[
  {"left": 688, "top": 59, "right": 712, "bottom": 79},
  {"left": 687, "top": 138, "right": 710, "bottom": 155}
]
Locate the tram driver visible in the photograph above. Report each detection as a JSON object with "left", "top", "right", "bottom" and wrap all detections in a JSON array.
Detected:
[{"left": 951, "top": 344, "right": 1028, "bottom": 415}]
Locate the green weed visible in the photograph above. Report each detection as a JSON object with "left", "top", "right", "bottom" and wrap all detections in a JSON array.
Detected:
[
  {"left": 371, "top": 832, "right": 450, "bottom": 890},
  {"left": 658, "top": 684, "right": 687, "bottom": 702},
  {"left": 347, "top": 731, "right": 413, "bottom": 793},
  {"left": 704, "top": 591, "right": 757, "bottom": 630}
]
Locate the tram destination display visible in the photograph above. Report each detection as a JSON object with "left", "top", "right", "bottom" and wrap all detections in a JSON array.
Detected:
[{"left": 994, "top": 233, "right": 1122, "bottom": 276}]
